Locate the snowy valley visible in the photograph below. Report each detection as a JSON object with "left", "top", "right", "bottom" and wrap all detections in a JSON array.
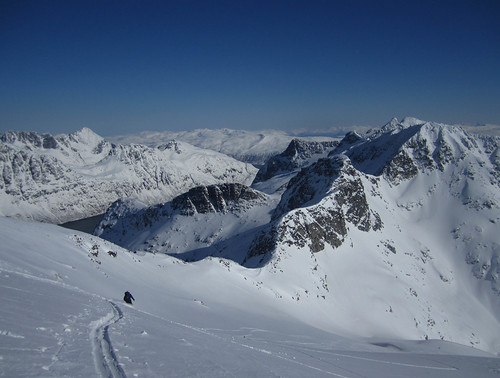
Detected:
[{"left": 1, "top": 118, "right": 500, "bottom": 377}]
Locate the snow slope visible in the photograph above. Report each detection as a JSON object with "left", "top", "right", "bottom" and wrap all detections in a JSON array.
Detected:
[
  {"left": 0, "top": 128, "right": 257, "bottom": 223},
  {"left": 1, "top": 216, "right": 499, "bottom": 377}
]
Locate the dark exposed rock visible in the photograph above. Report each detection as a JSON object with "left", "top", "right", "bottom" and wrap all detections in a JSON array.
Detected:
[
  {"left": 384, "top": 150, "right": 419, "bottom": 182},
  {"left": 245, "top": 156, "right": 383, "bottom": 263},
  {"left": 253, "top": 139, "right": 338, "bottom": 183},
  {"left": 172, "top": 183, "right": 264, "bottom": 215}
]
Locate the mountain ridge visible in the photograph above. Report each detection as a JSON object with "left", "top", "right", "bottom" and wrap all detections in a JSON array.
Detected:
[
  {"left": 108, "top": 128, "right": 339, "bottom": 166},
  {"left": 0, "top": 128, "right": 257, "bottom": 223}
]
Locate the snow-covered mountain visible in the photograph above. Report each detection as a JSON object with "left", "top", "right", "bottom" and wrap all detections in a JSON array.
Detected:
[
  {"left": 0, "top": 128, "right": 257, "bottom": 223},
  {"left": 2, "top": 118, "right": 500, "bottom": 375},
  {"left": 3, "top": 216, "right": 499, "bottom": 377},
  {"left": 245, "top": 117, "right": 500, "bottom": 349},
  {"left": 96, "top": 117, "right": 500, "bottom": 354},
  {"left": 108, "top": 128, "right": 338, "bottom": 166}
]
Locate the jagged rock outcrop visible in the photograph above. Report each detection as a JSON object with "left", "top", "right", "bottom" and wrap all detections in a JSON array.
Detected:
[
  {"left": 253, "top": 139, "right": 339, "bottom": 183},
  {"left": 246, "top": 156, "right": 382, "bottom": 265},
  {"left": 94, "top": 183, "right": 272, "bottom": 256},
  {"left": 171, "top": 183, "right": 264, "bottom": 215}
]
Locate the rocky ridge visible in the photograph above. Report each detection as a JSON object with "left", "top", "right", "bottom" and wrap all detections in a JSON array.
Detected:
[
  {"left": 94, "top": 183, "right": 274, "bottom": 257},
  {"left": 253, "top": 139, "right": 339, "bottom": 183}
]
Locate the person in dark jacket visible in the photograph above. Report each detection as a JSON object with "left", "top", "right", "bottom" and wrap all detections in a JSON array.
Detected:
[{"left": 124, "top": 291, "right": 135, "bottom": 304}]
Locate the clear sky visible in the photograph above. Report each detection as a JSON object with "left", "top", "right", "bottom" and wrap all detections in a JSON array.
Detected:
[{"left": 1, "top": 0, "right": 499, "bottom": 136}]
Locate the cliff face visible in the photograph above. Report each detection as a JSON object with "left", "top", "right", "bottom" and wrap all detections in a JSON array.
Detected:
[
  {"left": 172, "top": 183, "right": 264, "bottom": 215},
  {"left": 246, "top": 156, "right": 382, "bottom": 264}
]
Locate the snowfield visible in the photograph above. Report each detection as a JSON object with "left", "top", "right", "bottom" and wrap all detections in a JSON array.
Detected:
[{"left": 1, "top": 216, "right": 499, "bottom": 377}]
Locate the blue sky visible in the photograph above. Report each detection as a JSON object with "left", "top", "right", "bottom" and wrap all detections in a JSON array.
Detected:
[{"left": 1, "top": 0, "right": 499, "bottom": 136}]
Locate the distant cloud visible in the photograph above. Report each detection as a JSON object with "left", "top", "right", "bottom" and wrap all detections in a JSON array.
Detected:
[
  {"left": 457, "top": 123, "right": 500, "bottom": 137},
  {"left": 291, "top": 125, "right": 375, "bottom": 138}
]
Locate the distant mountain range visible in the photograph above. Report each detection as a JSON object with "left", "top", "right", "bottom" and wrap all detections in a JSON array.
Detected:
[
  {"left": 108, "top": 128, "right": 338, "bottom": 166},
  {"left": 0, "top": 128, "right": 257, "bottom": 223}
]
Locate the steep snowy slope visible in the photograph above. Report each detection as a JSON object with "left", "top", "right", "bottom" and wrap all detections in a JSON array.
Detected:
[
  {"left": 109, "top": 128, "right": 338, "bottom": 166},
  {"left": 1, "top": 216, "right": 500, "bottom": 377},
  {"left": 0, "top": 128, "right": 257, "bottom": 223}
]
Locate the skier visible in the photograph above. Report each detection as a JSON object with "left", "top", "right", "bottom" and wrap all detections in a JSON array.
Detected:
[{"left": 124, "top": 291, "right": 135, "bottom": 305}]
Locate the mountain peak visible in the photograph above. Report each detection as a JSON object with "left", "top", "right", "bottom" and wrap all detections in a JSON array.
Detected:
[
  {"left": 400, "top": 116, "right": 426, "bottom": 127},
  {"left": 381, "top": 117, "right": 426, "bottom": 133},
  {"left": 67, "top": 127, "right": 104, "bottom": 146}
]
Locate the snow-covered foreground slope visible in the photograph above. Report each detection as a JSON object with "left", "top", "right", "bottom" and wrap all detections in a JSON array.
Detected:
[
  {"left": 1, "top": 216, "right": 500, "bottom": 377},
  {"left": 109, "top": 128, "right": 338, "bottom": 166},
  {"left": 0, "top": 128, "right": 257, "bottom": 223}
]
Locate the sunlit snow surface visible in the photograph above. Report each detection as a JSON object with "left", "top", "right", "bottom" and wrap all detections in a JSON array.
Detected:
[{"left": 1, "top": 217, "right": 499, "bottom": 377}]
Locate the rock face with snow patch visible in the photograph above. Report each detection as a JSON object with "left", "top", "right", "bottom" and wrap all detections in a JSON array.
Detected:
[
  {"left": 253, "top": 139, "right": 339, "bottom": 183},
  {"left": 94, "top": 183, "right": 274, "bottom": 258},
  {"left": 246, "top": 156, "right": 382, "bottom": 264},
  {"left": 0, "top": 128, "right": 257, "bottom": 223},
  {"left": 172, "top": 183, "right": 264, "bottom": 215}
]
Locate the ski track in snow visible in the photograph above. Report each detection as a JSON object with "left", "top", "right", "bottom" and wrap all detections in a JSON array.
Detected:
[
  {"left": 90, "top": 301, "right": 126, "bottom": 378},
  {"left": 0, "top": 266, "right": 128, "bottom": 376},
  {"left": 270, "top": 342, "right": 458, "bottom": 372},
  {"left": 125, "top": 306, "right": 460, "bottom": 378},
  {"left": 125, "top": 306, "right": 349, "bottom": 377}
]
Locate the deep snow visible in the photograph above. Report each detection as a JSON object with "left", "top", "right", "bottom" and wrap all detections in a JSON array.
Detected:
[{"left": 1, "top": 216, "right": 499, "bottom": 377}]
